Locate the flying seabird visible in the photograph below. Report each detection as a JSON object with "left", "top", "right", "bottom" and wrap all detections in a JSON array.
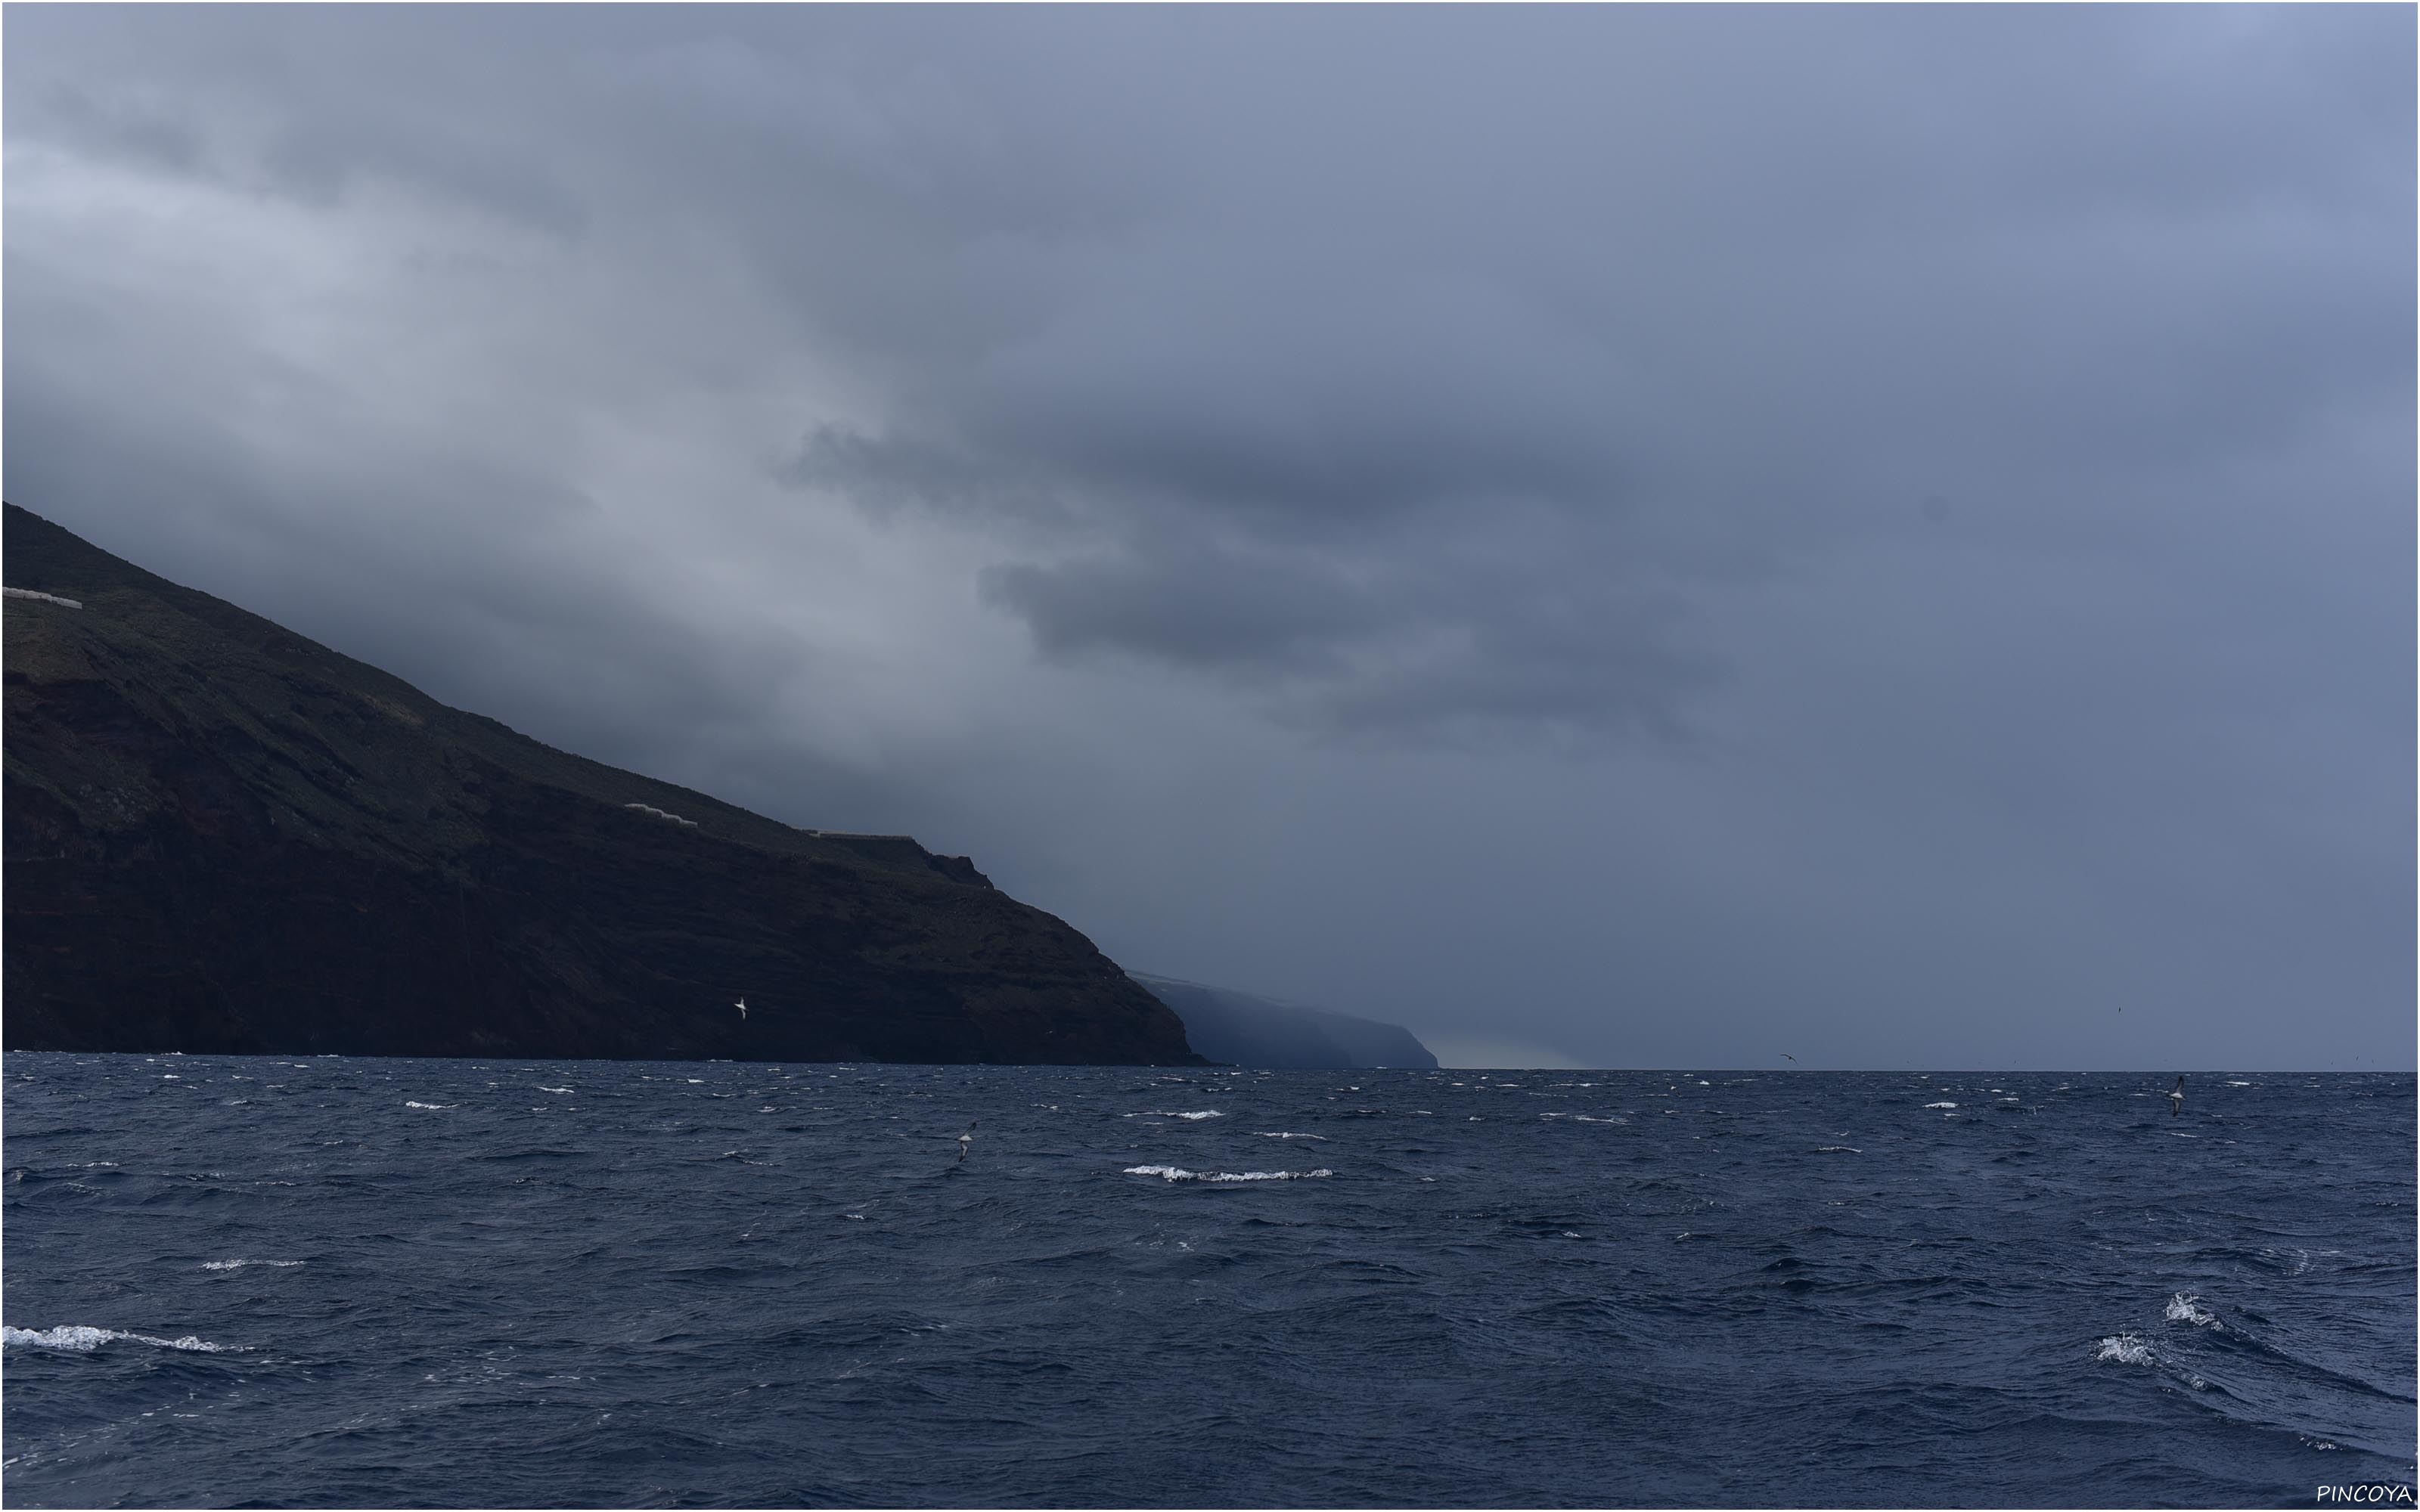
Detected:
[
  {"left": 957, "top": 1120, "right": 976, "bottom": 1163},
  {"left": 2168, "top": 1076, "right": 2184, "bottom": 1117},
  {"left": 1780, "top": 1053, "right": 1797, "bottom": 1063},
  {"left": 734, "top": 998, "right": 747, "bottom": 1021}
]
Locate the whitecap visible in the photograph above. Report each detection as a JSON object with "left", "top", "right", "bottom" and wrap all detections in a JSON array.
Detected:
[
  {"left": 2225, "top": 1080, "right": 2253, "bottom": 1087},
  {"left": 201, "top": 1259, "right": 305, "bottom": 1272},
  {"left": 1256, "top": 1132, "right": 1326, "bottom": 1140},
  {"left": 1815, "top": 1145, "right": 1863, "bottom": 1154},
  {"left": 5, "top": 1325, "right": 234, "bottom": 1353},
  {"left": 1123, "top": 1110, "right": 1223, "bottom": 1120},
  {"left": 2164, "top": 1293, "right": 2220, "bottom": 1329},
  {"left": 1924, "top": 1101, "right": 1958, "bottom": 1110},
  {"left": 403, "top": 1101, "right": 455, "bottom": 1111},
  {"left": 1122, "top": 1165, "right": 1331, "bottom": 1183},
  {"left": 537, "top": 1087, "right": 574, "bottom": 1095},
  {"left": 2094, "top": 1334, "right": 2154, "bottom": 1365}
]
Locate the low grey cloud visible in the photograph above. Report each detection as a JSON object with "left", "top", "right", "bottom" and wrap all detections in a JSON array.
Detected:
[
  {"left": 978, "top": 536, "right": 1720, "bottom": 749},
  {"left": 5, "top": 5, "right": 2408, "bottom": 1066}
]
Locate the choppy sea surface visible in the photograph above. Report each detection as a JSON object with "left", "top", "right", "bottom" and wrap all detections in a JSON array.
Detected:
[{"left": 4, "top": 1055, "right": 2412, "bottom": 1508}]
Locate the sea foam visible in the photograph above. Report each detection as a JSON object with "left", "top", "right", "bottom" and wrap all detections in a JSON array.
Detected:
[
  {"left": 1124, "top": 1111, "right": 1223, "bottom": 1120},
  {"left": 5, "top": 1325, "right": 234, "bottom": 1352},
  {"left": 1123, "top": 1165, "right": 1332, "bottom": 1183},
  {"left": 2164, "top": 1293, "right": 2220, "bottom": 1329},
  {"left": 2094, "top": 1334, "right": 2155, "bottom": 1365}
]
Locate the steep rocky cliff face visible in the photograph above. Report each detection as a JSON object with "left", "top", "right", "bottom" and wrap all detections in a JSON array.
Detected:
[{"left": 2, "top": 504, "right": 1201, "bottom": 1064}]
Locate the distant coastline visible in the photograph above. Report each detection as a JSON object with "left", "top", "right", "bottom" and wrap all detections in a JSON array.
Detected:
[{"left": 1128, "top": 972, "right": 1438, "bottom": 1069}]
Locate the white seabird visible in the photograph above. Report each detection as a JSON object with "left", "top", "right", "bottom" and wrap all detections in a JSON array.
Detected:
[
  {"left": 2168, "top": 1076, "right": 2183, "bottom": 1117},
  {"left": 735, "top": 998, "right": 747, "bottom": 1021},
  {"left": 957, "top": 1120, "right": 976, "bottom": 1163}
]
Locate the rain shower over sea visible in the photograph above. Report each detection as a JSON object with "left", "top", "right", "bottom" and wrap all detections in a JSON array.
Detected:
[{"left": 5, "top": 1055, "right": 2412, "bottom": 1507}]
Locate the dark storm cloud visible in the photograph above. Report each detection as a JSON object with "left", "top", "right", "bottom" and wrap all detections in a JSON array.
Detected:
[
  {"left": 5, "top": 5, "right": 2409, "bottom": 1065},
  {"left": 717, "top": 4, "right": 2409, "bottom": 745},
  {"left": 975, "top": 531, "right": 1719, "bottom": 748},
  {"left": 981, "top": 546, "right": 1377, "bottom": 678},
  {"left": 779, "top": 426, "right": 1078, "bottom": 529}
]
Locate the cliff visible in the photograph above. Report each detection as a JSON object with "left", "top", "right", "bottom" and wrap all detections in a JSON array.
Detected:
[
  {"left": 2, "top": 503, "right": 1202, "bottom": 1065},
  {"left": 1130, "top": 973, "right": 1438, "bottom": 1069}
]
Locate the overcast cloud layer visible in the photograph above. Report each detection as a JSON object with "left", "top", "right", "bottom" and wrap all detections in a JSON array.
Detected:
[{"left": 6, "top": 6, "right": 2410, "bottom": 1068}]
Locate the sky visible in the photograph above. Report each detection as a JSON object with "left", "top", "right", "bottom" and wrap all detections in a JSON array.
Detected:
[{"left": 5, "top": 6, "right": 2410, "bottom": 1070}]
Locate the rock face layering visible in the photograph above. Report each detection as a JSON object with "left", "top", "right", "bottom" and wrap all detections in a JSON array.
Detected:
[{"left": 2, "top": 503, "right": 1201, "bottom": 1065}]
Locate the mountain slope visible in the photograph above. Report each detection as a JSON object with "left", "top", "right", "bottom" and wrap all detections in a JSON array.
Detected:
[
  {"left": 2, "top": 503, "right": 1200, "bottom": 1064},
  {"left": 1130, "top": 974, "right": 1438, "bottom": 1069}
]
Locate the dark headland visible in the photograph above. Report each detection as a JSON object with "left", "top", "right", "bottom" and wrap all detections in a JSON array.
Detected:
[
  {"left": 1128, "top": 973, "right": 1438, "bottom": 1070},
  {"left": 2, "top": 503, "right": 1204, "bottom": 1064}
]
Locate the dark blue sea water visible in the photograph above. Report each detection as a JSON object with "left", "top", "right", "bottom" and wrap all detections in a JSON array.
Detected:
[{"left": 4, "top": 1055, "right": 2412, "bottom": 1508}]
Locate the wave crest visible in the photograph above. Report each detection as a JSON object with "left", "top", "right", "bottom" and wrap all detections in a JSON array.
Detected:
[
  {"left": 1123, "top": 1165, "right": 1332, "bottom": 1183},
  {"left": 2095, "top": 1334, "right": 2154, "bottom": 1365},
  {"left": 5, "top": 1325, "right": 234, "bottom": 1353},
  {"left": 2164, "top": 1293, "right": 2220, "bottom": 1329}
]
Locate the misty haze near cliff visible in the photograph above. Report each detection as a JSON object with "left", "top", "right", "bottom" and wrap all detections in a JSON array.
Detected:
[{"left": 5, "top": 7, "right": 2409, "bottom": 1067}]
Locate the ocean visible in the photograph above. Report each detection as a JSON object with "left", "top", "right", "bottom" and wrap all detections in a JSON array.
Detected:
[{"left": 4, "top": 1055, "right": 2412, "bottom": 1508}]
